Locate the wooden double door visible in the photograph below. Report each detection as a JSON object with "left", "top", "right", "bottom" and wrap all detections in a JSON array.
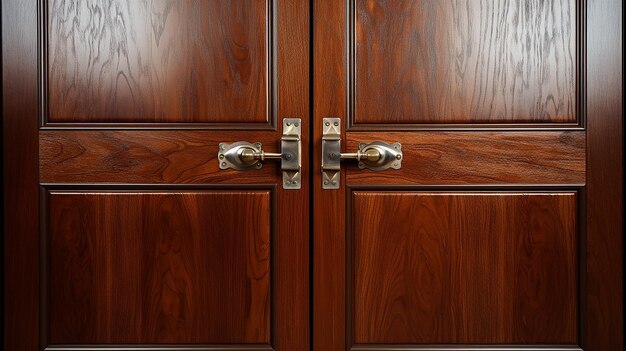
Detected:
[{"left": 2, "top": 1, "right": 622, "bottom": 351}]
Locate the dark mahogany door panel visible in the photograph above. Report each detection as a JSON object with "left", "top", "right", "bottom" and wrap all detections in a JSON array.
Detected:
[
  {"left": 352, "top": 192, "right": 578, "bottom": 344},
  {"left": 47, "top": 191, "right": 271, "bottom": 345},
  {"left": 313, "top": 0, "right": 622, "bottom": 350},
  {"left": 47, "top": 0, "right": 269, "bottom": 124},
  {"left": 354, "top": 0, "right": 577, "bottom": 125},
  {"left": 3, "top": 0, "right": 309, "bottom": 349}
]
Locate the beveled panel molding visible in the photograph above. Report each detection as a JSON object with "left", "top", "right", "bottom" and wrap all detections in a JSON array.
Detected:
[
  {"left": 349, "top": 191, "right": 579, "bottom": 345},
  {"left": 349, "top": 0, "right": 583, "bottom": 130},
  {"left": 41, "top": 0, "right": 276, "bottom": 129},
  {"left": 42, "top": 189, "right": 273, "bottom": 347}
]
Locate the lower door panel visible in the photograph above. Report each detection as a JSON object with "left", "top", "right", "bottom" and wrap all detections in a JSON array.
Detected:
[
  {"left": 45, "top": 190, "right": 273, "bottom": 349},
  {"left": 349, "top": 191, "right": 579, "bottom": 348}
]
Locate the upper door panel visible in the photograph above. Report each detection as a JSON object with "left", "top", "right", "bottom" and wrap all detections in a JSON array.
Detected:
[
  {"left": 46, "top": 0, "right": 270, "bottom": 125},
  {"left": 353, "top": 0, "right": 577, "bottom": 126}
]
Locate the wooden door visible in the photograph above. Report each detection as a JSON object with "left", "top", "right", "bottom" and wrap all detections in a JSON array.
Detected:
[
  {"left": 3, "top": 0, "right": 309, "bottom": 350},
  {"left": 313, "top": 1, "right": 622, "bottom": 351}
]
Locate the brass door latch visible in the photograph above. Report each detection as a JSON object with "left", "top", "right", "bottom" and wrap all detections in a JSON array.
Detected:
[
  {"left": 321, "top": 118, "right": 402, "bottom": 189},
  {"left": 218, "top": 118, "right": 302, "bottom": 189}
]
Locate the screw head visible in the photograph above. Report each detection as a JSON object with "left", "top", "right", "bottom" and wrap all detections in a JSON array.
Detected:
[
  {"left": 396, "top": 154, "right": 402, "bottom": 160},
  {"left": 324, "top": 180, "right": 329, "bottom": 185},
  {"left": 358, "top": 143, "right": 365, "bottom": 150},
  {"left": 294, "top": 122, "right": 299, "bottom": 127},
  {"left": 285, "top": 154, "right": 292, "bottom": 160},
  {"left": 331, "top": 180, "right": 337, "bottom": 185},
  {"left": 219, "top": 144, "right": 225, "bottom": 150},
  {"left": 286, "top": 180, "right": 292, "bottom": 185},
  {"left": 286, "top": 122, "right": 291, "bottom": 126},
  {"left": 358, "top": 162, "right": 365, "bottom": 168},
  {"left": 221, "top": 162, "right": 227, "bottom": 167},
  {"left": 334, "top": 122, "right": 339, "bottom": 126},
  {"left": 293, "top": 180, "right": 298, "bottom": 184},
  {"left": 256, "top": 163, "right": 262, "bottom": 169},
  {"left": 325, "top": 122, "right": 330, "bottom": 126},
  {"left": 219, "top": 154, "right": 224, "bottom": 160}
]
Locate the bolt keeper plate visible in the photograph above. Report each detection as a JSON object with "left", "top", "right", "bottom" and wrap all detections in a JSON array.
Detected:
[
  {"left": 321, "top": 118, "right": 342, "bottom": 189},
  {"left": 281, "top": 118, "right": 302, "bottom": 189}
]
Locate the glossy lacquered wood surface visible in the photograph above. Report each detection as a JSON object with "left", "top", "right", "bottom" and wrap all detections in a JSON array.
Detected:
[
  {"left": 352, "top": 192, "right": 578, "bottom": 344},
  {"left": 47, "top": 0, "right": 268, "bottom": 123},
  {"left": 2, "top": 0, "right": 40, "bottom": 349},
  {"left": 47, "top": 191, "right": 271, "bottom": 344},
  {"left": 40, "top": 131, "right": 279, "bottom": 184},
  {"left": 6, "top": 0, "right": 310, "bottom": 349},
  {"left": 355, "top": 0, "right": 577, "bottom": 124},
  {"left": 585, "top": 0, "right": 624, "bottom": 349},
  {"left": 313, "top": 0, "right": 348, "bottom": 349},
  {"left": 347, "top": 131, "right": 585, "bottom": 185},
  {"left": 273, "top": 0, "right": 310, "bottom": 349}
]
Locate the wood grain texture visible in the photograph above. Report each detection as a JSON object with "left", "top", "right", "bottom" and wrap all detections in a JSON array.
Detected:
[
  {"left": 350, "top": 347, "right": 582, "bottom": 351},
  {"left": 47, "top": 0, "right": 268, "bottom": 123},
  {"left": 347, "top": 131, "right": 585, "bottom": 185},
  {"left": 313, "top": 0, "right": 348, "bottom": 349},
  {"left": 2, "top": 0, "right": 40, "bottom": 350},
  {"left": 355, "top": 0, "right": 577, "bottom": 124},
  {"left": 585, "top": 0, "right": 624, "bottom": 349},
  {"left": 47, "top": 191, "right": 271, "bottom": 344},
  {"left": 40, "top": 131, "right": 280, "bottom": 184},
  {"left": 274, "top": 0, "right": 310, "bottom": 349},
  {"left": 352, "top": 192, "right": 578, "bottom": 344},
  {"left": 45, "top": 347, "right": 274, "bottom": 351}
]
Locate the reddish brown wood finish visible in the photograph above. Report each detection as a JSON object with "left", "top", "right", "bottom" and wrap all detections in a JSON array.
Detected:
[
  {"left": 354, "top": 0, "right": 577, "bottom": 124},
  {"left": 313, "top": 0, "right": 622, "bottom": 350},
  {"left": 47, "top": 0, "right": 269, "bottom": 123},
  {"left": 585, "top": 0, "right": 624, "bottom": 349},
  {"left": 347, "top": 131, "right": 585, "bottom": 185},
  {"left": 5, "top": 0, "right": 309, "bottom": 350},
  {"left": 313, "top": 0, "right": 347, "bottom": 350},
  {"left": 48, "top": 191, "right": 271, "bottom": 344},
  {"left": 274, "top": 0, "right": 310, "bottom": 349},
  {"left": 352, "top": 192, "right": 578, "bottom": 344},
  {"left": 3, "top": 0, "right": 40, "bottom": 349},
  {"left": 39, "top": 131, "right": 279, "bottom": 184}
]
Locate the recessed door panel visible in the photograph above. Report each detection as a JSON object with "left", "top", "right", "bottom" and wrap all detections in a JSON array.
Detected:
[
  {"left": 47, "top": 0, "right": 270, "bottom": 124},
  {"left": 354, "top": 0, "right": 577, "bottom": 125},
  {"left": 47, "top": 191, "right": 271, "bottom": 345},
  {"left": 351, "top": 191, "right": 578, "bottom": 344}
]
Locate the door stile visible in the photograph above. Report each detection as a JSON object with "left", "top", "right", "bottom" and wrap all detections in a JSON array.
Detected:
[
  {"left": 585, "top": 0, "right": 623, "bottom": 349},
  {"left": 3, "top": 0, "right": 40, "bottom": 349},
  {"left": 275, "top": 0, "right": 310, "bottom": 349},
  {"left": 313, "top": 0, "right": 348, "bottom": 350}
]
